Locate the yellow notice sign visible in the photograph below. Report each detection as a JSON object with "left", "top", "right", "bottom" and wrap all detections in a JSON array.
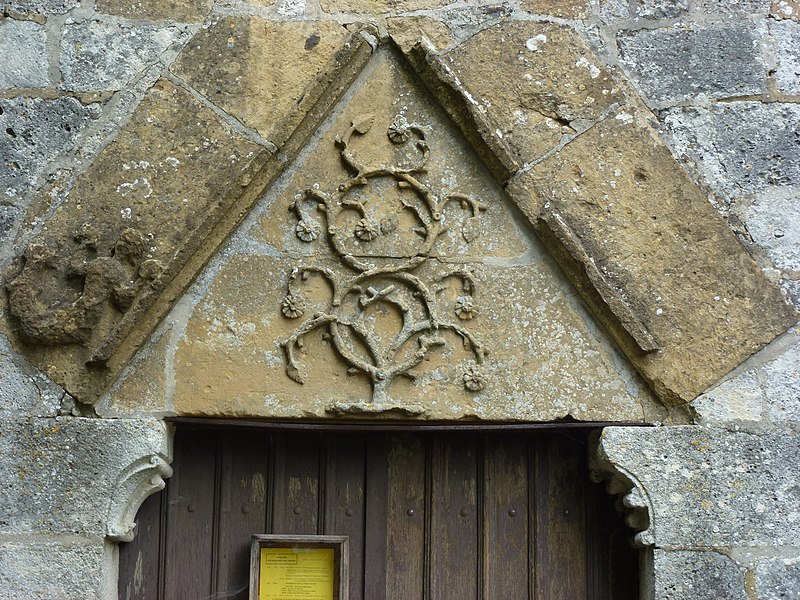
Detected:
[{"left": 259, "top": 547, "right": 335, "bottom": 600}]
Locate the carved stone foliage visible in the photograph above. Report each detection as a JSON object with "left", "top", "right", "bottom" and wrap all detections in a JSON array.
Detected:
[{"left": 280, "top": 114, "right": 488, "bottom": 402}]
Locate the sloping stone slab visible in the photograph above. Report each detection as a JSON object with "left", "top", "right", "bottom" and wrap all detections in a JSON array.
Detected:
[{"left": 4, "top": 23, "right": 374, "bottom": 404}]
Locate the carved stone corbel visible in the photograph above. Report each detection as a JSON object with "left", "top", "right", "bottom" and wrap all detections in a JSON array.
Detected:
[{"left": 106, "top": 450, "right": 173, "bottom": 543}]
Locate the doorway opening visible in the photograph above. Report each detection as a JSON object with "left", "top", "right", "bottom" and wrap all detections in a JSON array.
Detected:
[{"left": 119, "top": 423, "right": 638, "bottom": 599}]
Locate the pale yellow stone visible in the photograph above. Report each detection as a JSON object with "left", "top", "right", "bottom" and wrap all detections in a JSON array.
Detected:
[
  {"left": 320, "top": 0, "right": 450, "bottom": 14},
  {"left": 172, "top": 18, "right": 351, "bottom": 141},
  {"left": 521, "top": 0, "right": 591, "bottom": 19},
  {"left": 96, "top": 0, "right": 213, "bottom": 21},
  {"left": 387, "top": 16, "right": 454, "bottom": 52}
]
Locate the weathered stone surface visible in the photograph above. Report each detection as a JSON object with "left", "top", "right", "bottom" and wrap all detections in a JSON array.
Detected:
[
  {"left": 508, "top": 109, "right": 797, "bottom": 405},
  {"left": 634, "top": 0, "right": 688, "bottom": 19},
  {"left": 652, "top": 550, "right": 748, "bottom": 600},
  {"left": 772, "top": 0, "right": 800, "bottom": 19},
  {"left": 598, "top": 0, "right": 629, "bottom": 19},
  {"left": 0, "top": 19, "right": 49, "bottom": 90},
  {"left": 0, "top": 96, "right": 101, "bottom": 204},
  {"left": 4, "top": 78, "right": 266, "bottom": 402},
  {"left": 60, "top": 19, "right": 190, "bottom": 92},
  {"left": 771, "top": 19, "right": 800, "bottom": 94},
  {"left": 599, "top": 425, "right": 800, "bottom": 547},
  {"left": 692, "top": 368, "right": 765, "bottom": 424},
  {"left": 520, "top": 0, "right": 591, "bottom": 19},
  {"left": 386, "top": 16, "right": 453, "bottom": 52},
  {"left": 162, "top": 50, "right": 662, "bottom": 422},
  {"left": 319, "top": 0, "right": 448, "bottom": 13},
  {"left": 0, "top": 536, "right": 115, "bottom": 600},
  {"left": 5, "top": 0, "right": 78, "bottom": 14},
  {"left": 695, "top": 0, "right": 770, "bottom": 14},
  {"left": 660, "top": 103, "right": 800, "bottom": 198},
  {"left": 445, "top": 20, "right": 625, "bottom": 165},
  {"left": 617, "top": 23, "right": 766, "bottom": 104},
  {"left": 763, "top": 335, "right": 800, "bottom": 421},
  {"left": 0, "top": 417, "right": 170, "bottom": 537},
  {"left": 745, "top": 188, "right": 800, "bottom": 274},
  {"left": 96, "top": 0, "right": 212, "bottom": 22},
  {"left": 171, "top": 18, "right": 352, "bottom": 141},
  {"left": 0, "top": 333, "right": 64, "bottom": 417},
  {"left": 755, "top": 555, "right": 800, "bottom": 600}
]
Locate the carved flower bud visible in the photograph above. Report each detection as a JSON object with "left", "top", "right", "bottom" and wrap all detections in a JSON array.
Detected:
[
  {"left": 387, "top": 118, "right": 410, "bottom": 144},
  {"left": 281, "top": 291, "right": 307, "bottom": 319},
  {"left": 454, "top": 295, "right": 478, "bottom": 320},
  {"left": 380, "top": 215, "right": 398, "bottom": 235},
  {"left": 139, "top": 259, "right": 164, "bottom": 281},
  {"left": 355, "top": 218, "right": 381, "bottom": 241},
  {"left": 295, "top": 219, "right": 319, "bottom": 242},
  {"left": 463, "top": 366, "right": 486, "bottom": 392}
]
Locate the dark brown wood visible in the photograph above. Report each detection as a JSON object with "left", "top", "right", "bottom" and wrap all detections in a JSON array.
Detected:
[
  {"left": 384, "top": 434, "right": 426, "bottom": 600},
  {"left": 119, "top": 428, "right": 639, "bottom": 600},
  {"left": 430, "top": 435, "right": 479, "bottom": 600},
  {"left": 534, "top": 434, "right": 589, "bottom": 600},
  {"left": 271, "top": 434, "right": 321, "bottom": 535},
  {"left": 324, "top": 435, "right": 367, "bottom": 600},
  {"left": 483, "top": 434, "right": 530, "bottom": 600},
  {"left": 215, "top": 431, "right": 271, "bottom": 600},
  {"left": 162, "top": 429, "right": 218, "bottom": 600},
  {"left": 118, "top": 488, "right": 163, "bottom": 600}
]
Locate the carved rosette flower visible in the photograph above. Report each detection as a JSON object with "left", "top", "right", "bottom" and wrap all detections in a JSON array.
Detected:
[
  {"left": 454, "top": 295, "right": 478, "bottom": 320},
  {"left": 463, "top": 366, "right": 486, "bottom": 392},
  {"left": 295, "top": 219, "right": 319, "bottom": 243},
  {"left": 387, "top": 119, "right": 410, "bottom": 144},
  {"left": 355, "top": 218, "right": 381, "bottom": 241},
  {"left": 380, "top": 215, "right": 398, "bottom": 235},
  {"left": 281, "top": 291, "right": 307, "bottom": 319}
]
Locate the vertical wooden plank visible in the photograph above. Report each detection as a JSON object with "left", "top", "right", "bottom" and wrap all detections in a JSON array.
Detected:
[
  {"left": 214, "top": 430, "right": 271, "bottom": 600},
  {"left": 363, "top": 434, "right": 389, "bottom": 600},
  {"left": 483, "top": 434, "right": 529, "bottom": 600},
  {"left": 383, "top": 434, "right": 426, "bottom": 600},
  {"left": 430, "top": 434, "right": 479, "bottom": 600},
  {"left": 324, "top": 434, "right": 367, "bottom": 600},
  {"left": 271, "top": 433, "right": 321, "bottom": 534},
  {"left": 586, "top": 478, "right": 610, "bottom": 600},
  {"left": 533, "top": 434, "right": 588, "bottom": 600},
  {"left": 163, "top": 429, "right": 218, "bottom": 600},
  {"left": 118, "top": 489, "right": 163, "bottom": 600}
]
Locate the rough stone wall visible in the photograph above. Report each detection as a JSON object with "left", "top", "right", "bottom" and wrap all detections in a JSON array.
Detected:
[{"left": 0, "top": 1, "right": 798, "bottom": 600}]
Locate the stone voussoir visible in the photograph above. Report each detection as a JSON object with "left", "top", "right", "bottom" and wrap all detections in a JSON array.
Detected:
[{"left": 506, "top": 108, "right": 797, "bottom": 406}]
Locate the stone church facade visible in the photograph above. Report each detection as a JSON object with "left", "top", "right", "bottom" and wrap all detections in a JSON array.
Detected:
[{"left": 0, "top": 0, "right": 798, "bottom": 598}]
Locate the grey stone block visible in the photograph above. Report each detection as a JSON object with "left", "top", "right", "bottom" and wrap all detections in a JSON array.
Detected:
[
  {"left": 6, "top": 0, "right": 78, "bottom": 14},
  {"left": 693, "top": 0, "right": 771, "bottom": 15},
  {"left": 0, "top": 96, "right": 101, "bottom": 204},
  {"left": 634, "top": 0, "right": 689, "bottom": 19},
  {"left": 0, "top": 417, "right": 170, "bottom": 538},
  {"left": 0, "top": 19, "right": 49, "bottom": 90},
  {"left": 60, "top": 19, "right": 189, "bottom": 92},
  {"left": 0, "top": 535, "right": 114, "bottom": 600},
  {"left": 599, "top": 425, "right": 800, "bottom": 547},
  {"left": 653, "top": 550, "right": 748, "bottom": 600},
  {"left": 756, "top": 555, "right": 800, "bottom": 600},
  {"left": 617, "top": 23, "right": 766, "bottom": 104},
  {"left": 745, "top": 187, "right": 800, "bottom": 273},
  {"left": 0, "top": 334, "right": 64, "bottom": 417},
  {"left": 659, "top": 103, "right": 800, "bottom": 197},
  {"left": 771, "top": 19, "right": 800, "bottom": 94},
  {"left": 763, "top": 338, "right": 800, "bottom": 421}
]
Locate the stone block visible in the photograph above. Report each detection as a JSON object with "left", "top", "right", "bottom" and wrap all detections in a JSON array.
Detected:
[
  {"left": 634, "top": 0, "right": 689, "bottom": 19},
  {"left": 745, "top": 187, "right": 800, "bottom": 274},
  {"left": 763, "top": 336, "right": 800, "bottom": 421},
  {"left": 0, "top": 19, "right": 49, "bottom": 90},
  {"left": 0, "top": 417, "right": 170, "bottom": 538},
  {"left": 60, "top": 19, "right": 190, "bottom": 92},
  {"left": 5, "top": 0, "right": 78, "bottom": 15},
  {"left": 0, "top": 96, "right": 101, "bottom": 204},
  {"left": 0, "top": 333, "right": 64, "bottom": 417},
  {"left": 319, "top": 0, "right": 449, "bottom": 13},
  {"left": 772, "top": 0, "right": 800, "bottom": 20},
  {"left": 520, "top": 0, "right": 592, "bottom": 19},
  {"left": 599, "top": 425, "right": 800, "bottom": 548},
  {"left": 771, "top": 19, "right": 800, "bottom": 94},
  {"left": 694, "top": 0, "right": 771, "bottom": 15},
  {"left": 0, "top": 535, "right": 115, "bottom": 600},
  {"left": 660, "top": 103, "right": 800, "bottom": 197},
  {"left": 445, "top": 20, "right": 625, "bottom": 164},
  {"left": 617, "top": 23, "right": 766, "bottom": 104},
  {"left": 507, "top": 109, "right": 797, "bottom": 405},
  {"left": 96, "top": 0, "right": 212, "bottom": 22},
  {"left": 755, "top": 555, "right": 800, "bottom": 600},
  {"left": 692, "top": 368, "right": 764, "bottom": 424},
  {"left": 171, "top": 18, "right": 353, "bottom": 141},
  {"left": 652, "top": 550, "right": 748, "bottom": 600},
  {"left": 386, "top": 16, "right": 454, "bottom": 52}
]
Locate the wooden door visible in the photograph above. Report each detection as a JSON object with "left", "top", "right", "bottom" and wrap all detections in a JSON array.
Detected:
[{"left": 119, "top": 426, "right": 638, "bottom": 600}]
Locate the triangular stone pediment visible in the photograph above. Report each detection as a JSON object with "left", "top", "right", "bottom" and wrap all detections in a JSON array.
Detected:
[{"left": 4, "top": 18, "right": 794, "bottom": 419}]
